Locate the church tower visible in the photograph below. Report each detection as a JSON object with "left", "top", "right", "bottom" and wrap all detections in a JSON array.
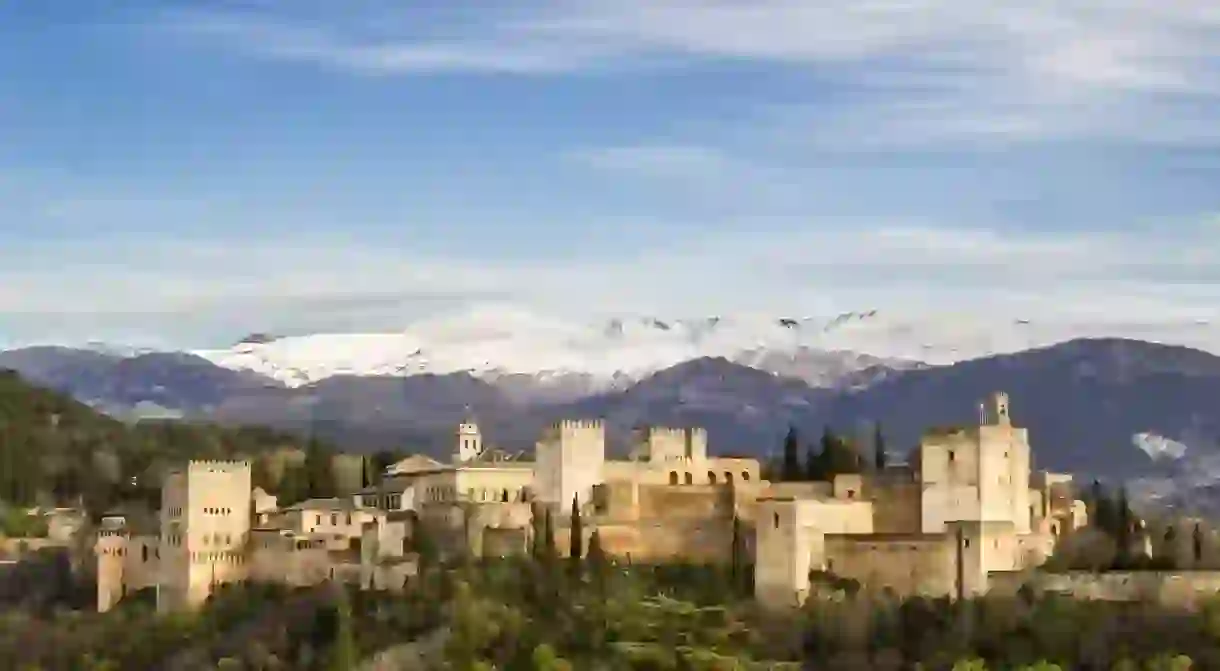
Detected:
[{"left": 454, "top": 412, "right": 484, "bottom": 463}]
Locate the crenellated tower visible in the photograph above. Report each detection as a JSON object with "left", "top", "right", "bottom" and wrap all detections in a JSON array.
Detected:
[
  {"left": 454, "top": 417, "right": 484, "bottom": 463},
  {"left": 534, "top": 419, "right": 606, "bottom": 510},
  {"left": 158, "top": 460, "right": 253, "bottom": 613}
]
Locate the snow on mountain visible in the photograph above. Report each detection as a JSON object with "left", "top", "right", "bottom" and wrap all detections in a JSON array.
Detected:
[
  {"left": 189, "top": 305, "right": 1220, "bottom": 389},
  {"left": 1132, "top": 432, "right": 1189, "bottom": 461}
]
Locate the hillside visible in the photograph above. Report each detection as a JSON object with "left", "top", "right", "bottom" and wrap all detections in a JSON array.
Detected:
[{"left": 0, "top": 369, "right": 326, "bottom": 515}]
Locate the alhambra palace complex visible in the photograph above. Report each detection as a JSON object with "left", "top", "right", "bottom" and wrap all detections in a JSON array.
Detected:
[{"left": 97, "top": 392, "right": 1092, "bottom": 613}]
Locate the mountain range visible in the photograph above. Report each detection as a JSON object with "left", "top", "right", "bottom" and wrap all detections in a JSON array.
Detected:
[{"left": 3, "top": 309, "right": 1220, "bottom": 511}]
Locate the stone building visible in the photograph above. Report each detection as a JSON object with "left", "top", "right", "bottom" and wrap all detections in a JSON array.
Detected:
[
  {"left": 753, "top": 392, "right": 1088, "bottom": 607},
  {"left": 96, "top": 391, "right": 1085, "bottom": 614}
]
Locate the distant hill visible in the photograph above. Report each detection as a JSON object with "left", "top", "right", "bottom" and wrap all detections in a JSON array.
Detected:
[
  {"left": 0, "top": 369, "right": 327, "bottom": 515},
  {"left": 3, "top": 338, "right": 1220, "bottom": 488}
]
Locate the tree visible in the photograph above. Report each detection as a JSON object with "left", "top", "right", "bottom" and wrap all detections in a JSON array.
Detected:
[
  {"left": 1194, "top": 523, "right": 1204, "bottom": 564},
  {"left": 304, "top": 440, "right": 336, "bottom": 500},
  {"left": 569, "top": 495, "right": 583, "bottom": 579},
  {"left": 781, "top": 426, "right": 802, "bottom": 481},
  {"left": 326, "top": 588, "right": 357, "bottom": 671},
  {"left": 1089, "top": 480, "right": 1118, "bottom": 537},
  {"left": 805, "top": 441, "right": 826, "bottom": 482},
  {"left": 729, "top": 515, "right": 749, "bottom": 598},
  {"left": 250, "top": 457, "right": 274, "bottom": 492},
  {"left": 1115, "top": 485, "right": 1133, "bottom": 565},
  {"left": 543, "top": 508, "right": 559, "bottom": 568},
  {"left": 586, "top": 529, "right": 608, "bottom": 595},
  {"left": 873, "top": 422, "right": 887, "bottom": 471}
]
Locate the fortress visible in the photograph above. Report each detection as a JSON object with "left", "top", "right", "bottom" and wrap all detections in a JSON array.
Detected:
[{"left": 96, "top": 392, "right": 1088, "bottom": 613}]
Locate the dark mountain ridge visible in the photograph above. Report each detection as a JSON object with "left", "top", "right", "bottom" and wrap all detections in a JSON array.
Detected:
[{"left": 1, "top": 337, "right": 1218, "bottom": 483}]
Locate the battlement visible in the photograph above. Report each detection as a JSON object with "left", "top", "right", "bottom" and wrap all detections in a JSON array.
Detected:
[
  {"left": 185, "top": 459, "right": 251, "bottom": 473},
  {"left": 638, "top": 426, "right": 707, "bottom": 439},
  {"left": 550, "top": 419, "right": 605, "bottom": 431}
]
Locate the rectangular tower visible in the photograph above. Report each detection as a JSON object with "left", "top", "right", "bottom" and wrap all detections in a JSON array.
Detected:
[
  {"left": 158, "top": 460, "right": 253, "bottom": 613},
  {"left": 534, "top": 420, "right": 606, "bottom": 510}
]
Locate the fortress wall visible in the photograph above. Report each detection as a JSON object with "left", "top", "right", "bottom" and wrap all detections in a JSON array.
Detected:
[
  {"left": 824, "top": 535, "right": 957, "bottom": 598},
  {"left": 870, "top": 483, "right": 923, "bottom": 534},
  {"left": 593, "top": 481, "right": 639, "bottom": 520},
  {"left": 763, "top": 482, "right": 834, "bottom": 500},
  {"left": 559, "top": 519, "right": 734, "bottom": 564},
  {"left": 1017, "top": 571, "right": 1220, "bottom": 610},
  {"left": 637, "top": 485, "right": 733, "bottom": 520},
  {"left": 482, "top": 527, "right": 528, "bottom": 558}
]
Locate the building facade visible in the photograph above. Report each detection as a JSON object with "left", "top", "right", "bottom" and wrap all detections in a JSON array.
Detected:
[{"left": 96, "top": 391, "right": 1086, "bottom": 613}]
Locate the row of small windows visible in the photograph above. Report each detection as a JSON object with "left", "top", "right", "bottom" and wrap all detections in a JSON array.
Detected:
[
  {"left": 467, "top": 487, "right": 530, "bottom": 503},
  {"left": 167, "top": 507, "right": 232, "bottom": 517},
  {"left": 668, "top": 471, "right": 750, "bottom": 486},
  {"left": 190, "top": 551, "right": 243, "bottom": 564},
  {"left": 314, "top": 513, "right": 354, "bottom": 527}
]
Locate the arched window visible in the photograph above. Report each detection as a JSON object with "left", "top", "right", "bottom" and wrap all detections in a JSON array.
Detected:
[
  {"left": 725, "top": 472, "right": 734, "bottom": 484},
  {"left": 708, "top": 471, "right": 717, "bottom": 484},
  {"left": 773, "top": 512, "right": 780, "bottom": 528},
  {"left": 684, "top": 472, "right": 693, "bottom": 485},
  {"left": 669, "top": 472, "right": 679, "bottom": 485},
  {"left": 501, "top": 489, "right": 509, "bottom": 502},
  {"left": 741, "top": 472, "right": 750, "bottom": 481}
]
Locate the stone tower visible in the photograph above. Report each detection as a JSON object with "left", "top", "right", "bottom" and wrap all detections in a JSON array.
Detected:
[
  {"left": 455, "top": 416, "right": 484, "bottom": 463},
  {"left": 95, "top": 521, "right": 129, "bottom": 613},
  {"left": 158, "top": 460, "right": 253, "bottom": 613},
  {"left": 534, "top": 419, "right": 606, "bottom": 509}
]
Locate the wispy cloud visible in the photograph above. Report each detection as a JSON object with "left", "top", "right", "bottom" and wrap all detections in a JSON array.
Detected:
[
  {"left": 2, "top": 213, "right": 1216, "bottom": 347},
  {"left": 146, "top": 1, "right": 1220, "bottom": 147}
]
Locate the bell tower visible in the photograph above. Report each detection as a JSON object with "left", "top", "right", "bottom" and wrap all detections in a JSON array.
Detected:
[{"left": 455, "top": 409, "right": 484, "bottom": 463}]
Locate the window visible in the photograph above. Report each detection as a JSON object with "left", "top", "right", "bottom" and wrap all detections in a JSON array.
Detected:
[
  {"left": 708, "top": 471, "right": 717, "bottom": 484},
  {"left": 773, "top": 512, "right": 780, "bottom": 528},
  {"left": 741, "top": 472, "right": 750, "bottom": 481},
  {"left": 331, "top": 513, "right": 338, "bottom": 525},
  {"left": 684, "top": 472, "right": 693, "bottom": 485},
  {"left": 948, "top": 451, "right": 956, "bottom": 462},
  {"left": 315, "top": 514, "right": 322, "bottom": 525},
  {"left": 669, "top": 472, "right": 678, "bottom": 485},
  {"left": 725, "top": 472, "right": 734, "bottom": 484}
]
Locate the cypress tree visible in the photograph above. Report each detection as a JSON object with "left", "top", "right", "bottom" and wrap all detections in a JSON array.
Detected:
[
  {"left": 873, "top": 422, "right": 887, "bottom": 471},
  {"left": 586, "top": 529, "right": 607, "bottom": 595},
  {"left": 804, "top": 442, "right": 819, "bottom": 482},
  {"left": 820, "top": 426, "right": 840, "bottom": 478},
  {"left": 730, "top": 515, "right": 747, "bottom": 597},
  {"left": 1194, "top": 523, "right": 1205, "bottom": 564},
  {"left": 327, "top": 587, "right": 357, "bottom": 671},
  {"left": 1115, "top": 485, "right": 1133, "bottom": 563},
  {"left": 543, "top": 507, "right": 559, "bottom": 567},
  {"left": 569, "top": 495, "right": 584, "bottom": 579},
  {"left": 781, "top": 426, "right": 802, "bottom": 481},
  {"left": 1090, "top": 480, "right": 1115, "bottom": 536}
]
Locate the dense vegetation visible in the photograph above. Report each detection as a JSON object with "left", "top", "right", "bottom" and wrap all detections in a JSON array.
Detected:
[
  {"left": 0, "top": 370, "right": 370, "bottom": 518},
  {"left": 6, "top": 515, "right": 1218, "bottom": 670}
]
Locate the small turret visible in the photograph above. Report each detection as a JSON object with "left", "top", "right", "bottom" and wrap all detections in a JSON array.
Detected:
[
  {"left": 455, "top": 412, "right": 484, "bottom": 463},
  {"left": 983, "top": 392, "right": 1011, "bottom": 426}
]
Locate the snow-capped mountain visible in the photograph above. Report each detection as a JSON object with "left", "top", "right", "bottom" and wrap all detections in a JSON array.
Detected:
[{"left": 189, "top": 305, "right": 1220, "bottom": 390}]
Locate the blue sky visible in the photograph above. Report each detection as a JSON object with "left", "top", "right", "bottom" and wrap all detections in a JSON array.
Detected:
[{"left": 2, "top": 0, "right": 1219, "bottom": 349}]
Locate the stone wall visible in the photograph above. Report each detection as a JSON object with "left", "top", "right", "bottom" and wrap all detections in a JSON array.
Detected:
[
  {"left": 824, "top": 534, "right": 957, "bottom": 598},
  {"left": 1000, "top": 571, "right": 1220, "bottom": 610},
  {"left": 637, "top": 485, "right": 732, "bottom": 520}
]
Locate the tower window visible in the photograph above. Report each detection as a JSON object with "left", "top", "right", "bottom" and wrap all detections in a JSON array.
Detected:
[
  {"left": 774, "top": 512, "right": 780, "bottom": 528},
  {"left": 948, "top": 451, "right": 955, "bottom": 462}
]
